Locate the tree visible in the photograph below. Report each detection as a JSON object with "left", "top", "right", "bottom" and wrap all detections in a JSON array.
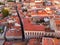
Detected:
[
  {"left": 2, "top": 8, "right": 9, "bottom": 18},
  {"left": 0, "top": 2, "right": 4, "bottom": 5}
]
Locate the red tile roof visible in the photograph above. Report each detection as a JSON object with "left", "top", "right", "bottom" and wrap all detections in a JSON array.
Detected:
[
  {"left": 23, "top": 18, "right": 45, "bottom": 31},
  {"left": 55, "top": 19, "right": 60, "bottom": 31},
  {"left": 6, "top": 13, "right": 22, "bottom": 38},
  {"left": 0, "top": 14, "right": 3, "bottom": 17},
  {"left": 43, "top": 38, "right": 54, "bottom": 45},
  {"left": 6, "top": 29, "right": 22, "bottom": 37},
  {"left": 28, "top": 39, "right": 41, "bottom": 45},
  {"left": 4, "top": 41, "right": 26, "bottom": 45},
  {"left": 4, "top": 42, "right": 12, "bottom": 45},
  {"left": 43, "top": 38, "right": 60, "bottom": 45}
]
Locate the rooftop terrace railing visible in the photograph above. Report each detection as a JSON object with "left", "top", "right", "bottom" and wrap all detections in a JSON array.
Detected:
[{"left": 24, "top": 31, "right": 60, "bottom": 39}]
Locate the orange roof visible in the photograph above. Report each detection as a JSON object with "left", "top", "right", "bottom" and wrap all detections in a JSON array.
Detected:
[
  {"left": 55, "top": 20, "right": 60, "bottom": 25},
  {"left": 38, "top": 10, "right": 48, "bottom": 15},
  {"left": 30, "top": 0, "right": 35, "bottom": 2},
  {"left": 28, "top": 39, "right": 41, "bottom": 45},
  {"left": 23, "top": 18, "right": 45, "bottom": 31},
  {"left": 4, "top": 42, "right": 12, "bottom": 45},
  {"left": 55, "top": 15, "right": 60, "bottom": 18},
  {"left": 6, "top": 29, "right": 22, "bottom": 37},
  {"left": 4, "top": 41, "right": 26, "bottom": 45},
  {"left": 43, "top": 38, "right": 54, "bottom": 45},
  {"left": 43, "top": 38, "right": 60, "bottom": 45},
  {"left": 0, "top": 14, "right": 2, "bottom": 17},
  {"left": 6, "top": 14, "right": 22, "bottom": 37},
  {"left": 53, "top": 19, "right": 60, "bottom": 31},
  {"left": 31, "top": 11, "right": 37, "bottom": 15},
  {"left": 7, "top": 2, "right": 15, "bottom": 6}
]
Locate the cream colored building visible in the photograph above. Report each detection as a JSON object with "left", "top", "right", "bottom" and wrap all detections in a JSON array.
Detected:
[
  {"left": 16, "top": 0, "right": 19, "bottom": 2},
  {"left": 0, "top": 0, "right": 5, "bottom": 2}
]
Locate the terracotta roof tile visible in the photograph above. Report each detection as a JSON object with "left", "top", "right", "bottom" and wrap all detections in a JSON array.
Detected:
[
  {"left": 6, "top": 29, "right": 22, "bottom": 37},
  {"left": 43, "top": 38, "right": 60, "bottom": 45},
  {"left": 23, "top": 18, "right": 45, "bottom": 31},
  {"left": 0, "top": 14, "right": 2, "bottom": 17},
  {"left": 4, "top": 41, "right": 26, "bottom": 45},
  {"left": 28, "top": 39, "right": 41, "bottom": 45}
]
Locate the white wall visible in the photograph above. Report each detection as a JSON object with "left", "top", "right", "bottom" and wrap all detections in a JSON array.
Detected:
[
  {"left": 16, "top": 0, "right": 19, "bottom": 2},
  {"left": 0, "top": 0, "right": 4, "bottom": 2}
]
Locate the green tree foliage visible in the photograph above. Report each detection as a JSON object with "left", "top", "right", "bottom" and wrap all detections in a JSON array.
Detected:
[
  {"left": 0, "top": 2, "right": 4, "bottom": 5},
  {"left": 0, "top": 28, "right": 3, "bottom": 33},
  {"left": 2, "top": 9, "right": 9, "bottom": 18}
]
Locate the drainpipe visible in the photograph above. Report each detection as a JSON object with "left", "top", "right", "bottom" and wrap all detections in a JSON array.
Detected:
[{"left": 15, "top": 5, "right": 25, "bottom": 41}]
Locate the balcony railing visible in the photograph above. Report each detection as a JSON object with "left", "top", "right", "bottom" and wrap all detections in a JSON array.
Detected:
[{"left": 24, "top": 31, "right": 60, "bottom": 39}]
